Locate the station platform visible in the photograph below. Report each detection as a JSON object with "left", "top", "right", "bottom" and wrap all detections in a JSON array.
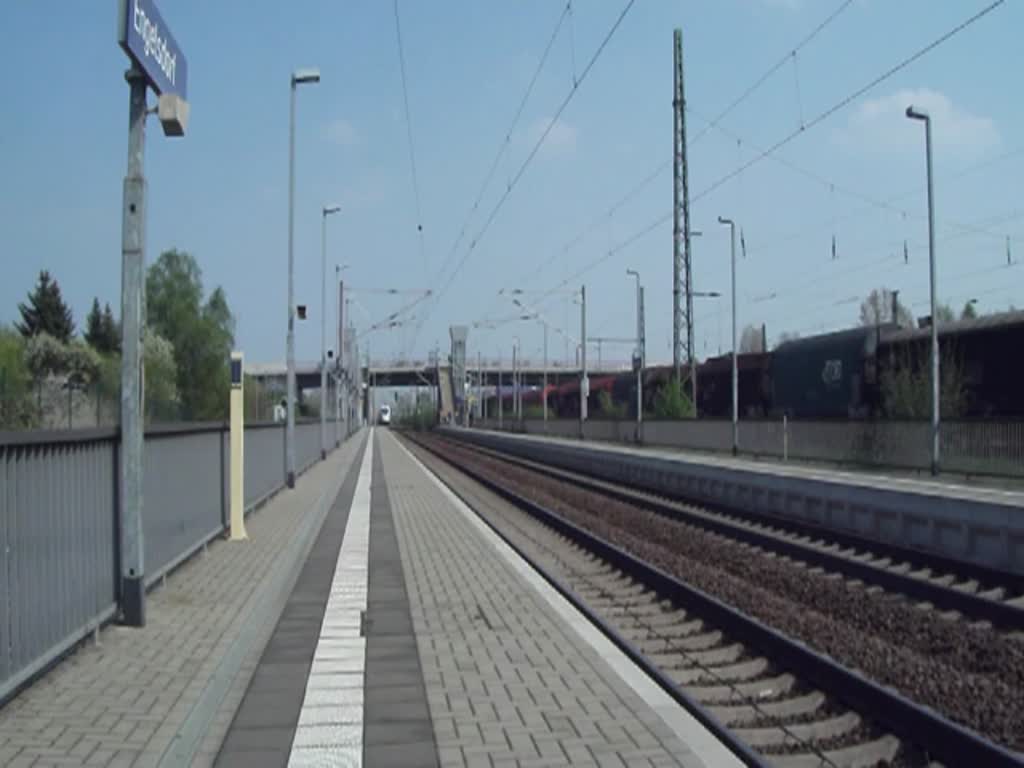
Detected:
[
  {"left": 0, "top": 426, "right": 736, "bottom": 767},
  {"left": 218, "top": 427, "right": 734, "bottom": 767},
  {"left": 0, "top": 430, "right": 368, "bottom": 768}
]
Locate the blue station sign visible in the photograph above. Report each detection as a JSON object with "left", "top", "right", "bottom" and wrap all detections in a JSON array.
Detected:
[{"left": 118, "top": 0, "right": 188, "bottom": 99}]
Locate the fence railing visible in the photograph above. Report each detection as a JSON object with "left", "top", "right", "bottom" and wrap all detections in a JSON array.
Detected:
[
  {"left": 475, "top": 417, "right": 1024, "bottom": 479},
  {"left": 0, "top": 417, "right": 354, "bottom": 704}
]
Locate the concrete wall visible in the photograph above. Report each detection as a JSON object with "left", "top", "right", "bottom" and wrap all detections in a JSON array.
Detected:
[{"left": 475, "top": 417, "right": 1024, "bottom": 479}]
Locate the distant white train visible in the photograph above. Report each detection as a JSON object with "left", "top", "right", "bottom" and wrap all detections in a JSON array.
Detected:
[{"left": 378, "top": 404, "right": 392, "bottom": 426}]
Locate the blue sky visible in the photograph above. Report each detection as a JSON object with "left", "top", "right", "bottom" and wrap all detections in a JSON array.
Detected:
[{"left": 2, "top": 0, "right": 1021, "bottom": 369}]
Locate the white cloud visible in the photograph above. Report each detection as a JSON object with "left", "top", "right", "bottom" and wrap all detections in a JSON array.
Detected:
[
  {"left": 324, "top": 118, "right": 360, "bottom": 147},
  {"left": 529, "top": 116, "right": 577, "bottom": 155},
  {"left": 836, "top": 88, "right": 1000, "bottom": 155}
]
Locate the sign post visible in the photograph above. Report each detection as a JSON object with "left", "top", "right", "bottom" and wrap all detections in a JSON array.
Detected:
[
  {"left": 116, "top": 0, "right": 188, "bottom": 627},
  {"left": 229, "top": 352, "right": 247, "bottom": 541}
]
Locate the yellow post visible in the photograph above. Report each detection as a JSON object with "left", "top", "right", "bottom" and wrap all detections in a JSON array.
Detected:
[{"left": 229, "top": 350, "right": 247, "bottom": 540}]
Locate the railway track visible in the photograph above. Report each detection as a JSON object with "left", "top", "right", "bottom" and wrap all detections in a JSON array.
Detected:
[
  {"left": 439, "top": 432, "right": 1024, "bottom": 633},
  {"left": 400, "top": 430, "right": 1024, "bottom": 767}
]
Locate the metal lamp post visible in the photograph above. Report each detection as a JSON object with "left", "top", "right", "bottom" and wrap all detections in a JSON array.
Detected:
[
  {"left": 579, "top": 286, "right": 588, "bottom": 438},
  {"left": 626, "top": 269, "right": 643, "bottom": 439},
  {"left": 510, "top": 300, "right": 554, "bottom": 430},
  {"left": 335, "top": 264, "right": 349, "bottom": 443},
  {"left": 512, "top": 336, "right": 520, "bottom": 423},
  {"left": 718, "top": 217, "right": 738, "bottom": 456},
  {"left": 542, "top": 322, "right": 548, "bottom": 426},
  {"left": 320, "top": 205, "right": 340, "bottom": 459},
  {"left": 689, "top": 230, "right": 704, "bottom": 412},
  {"left": 906, "top": 105, "right": 940, "bottom": 475},
  {"left": 286, "top": 67, "right": 320, "bottom": 489},
  {"left": 516, "top": 313, "right": 550, "bottom": 428}
]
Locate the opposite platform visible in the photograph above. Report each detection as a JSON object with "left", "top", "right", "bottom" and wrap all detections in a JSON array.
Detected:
[
  {"left": 218, "top": 426, "right": 737, "bottom": 767},
  {"left": 448, "top": 426, "right": 1024, "bottom": 576}
]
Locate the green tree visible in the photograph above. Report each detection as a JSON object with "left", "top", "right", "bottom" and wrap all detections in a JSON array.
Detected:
[
  {"left": 243, "top": 375, "right": 272, "bottom": 423},
  {"left": 90, "top": 327, "right": 178, "bottom": 425},
  {"left": 84, "top": 299, "right": 120, "bottom": 355},
  {"left": 24, "top": 333, "right": 99, "bottom": 385},
  {"left": 146, "top": 249, "right": 235, "bottom": 421},
  {"left": 95, "top": 353, "right": 121, "bottom": 425},
  {"left": 23, "top": 333, "right": 101, "bottom": 427},
  {"left": 0, "top": 327, "right": 34, "bottom": 429},
  {"left": 144, "top": 327, "right": 179, "bottom": 422},
  {"left": 85, "top": 299, "right": 103, "bottom": 349},
  {"left": 880, "top": 344, "right": 969, "bottom": 419},
  {"left": 961, "top": 301, "right": 978, "bottom": 320},
  {"left": 934, "top": 302, "right": 955, "bottom": 325},
  {"left": 17, "top": 270, "right": 75, "bottom": 342},
  {"left": 397, "top": 392, "right": 437, "bottom": 431},
  {"left": 860, "top": 288, "right": 914, "bottom": 328},
  {"left": 64, "top": 339, "right": 101, "bottom": 387},
  {"left": 653, "top": 377, "right": 695, "bottom": 419},
  {"left": 25, "top": 332, "right": 70, "bottom": 382},
  {"left": 597, "top": 390, "right": 626, "bottom": 419}
]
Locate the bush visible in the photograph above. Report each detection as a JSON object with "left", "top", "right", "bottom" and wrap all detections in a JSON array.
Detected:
[
  {"left": 398, "top": 402, "right": 437, "bottom": 431},
  {"left": 597, "top": 390, "right": 627, "bottom": 420},
  {"left": 0, "top": 327, "right": 35, "bottom": 429},
  {"left": 653, "top": 377, "right": 695, "bottom": 419},
  {"left": 881, "top": 344, "right": 969, "bottom": 419}
]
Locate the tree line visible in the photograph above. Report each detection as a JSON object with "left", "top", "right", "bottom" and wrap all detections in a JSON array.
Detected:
[{"left": 1, "top": 250, "right": 235, "bottom": 430}]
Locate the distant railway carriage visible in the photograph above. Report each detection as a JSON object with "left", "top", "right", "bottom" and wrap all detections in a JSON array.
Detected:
[
  {"left": 878, "top": 311, "right": 1024, "bottom": 418},
  {"left": 770, "top": 327, "right": 888, "bottom": 419},
  {"left": 481, "top": 310, "right": 1024, "bottom": 422},
  {"left": 696, "top": 353, "right": 772, "bottom": 418}
]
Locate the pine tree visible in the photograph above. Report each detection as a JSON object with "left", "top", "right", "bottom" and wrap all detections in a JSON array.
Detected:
[
  {"left": 16, "top": 270, "right": 75, "bottom": 342},
  {"left": 84, "top": 299, "right": 120, "bottom": 355},
  {"left": 85, "top": 298, "right": 104, "bottom": 349},
  {"left": 101, "top": 303, "right": 120, "bottom": 354}
]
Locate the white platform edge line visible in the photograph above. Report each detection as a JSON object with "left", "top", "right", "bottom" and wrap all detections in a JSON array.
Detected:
[
  {"left": 391, "top": 432, "right": 743, "bottom": 768},
  {"left": 288, "top": 428, "right": 375, "bottom": 767}
]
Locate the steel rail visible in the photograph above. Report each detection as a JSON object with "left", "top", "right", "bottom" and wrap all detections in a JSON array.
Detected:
[{"left": 408, "top": 432, "right": 1024, "bottom": 767}]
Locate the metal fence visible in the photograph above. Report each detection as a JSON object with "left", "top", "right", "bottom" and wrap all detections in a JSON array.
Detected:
[
  {"left": 0, "top": 432, "right": 118, "bottom": 701},
  {"left": 478, "top": 417, "right": 1024, "bottom": 479},
  {"left": 0, "top": 418, "right": 347, "bottom": 704}
]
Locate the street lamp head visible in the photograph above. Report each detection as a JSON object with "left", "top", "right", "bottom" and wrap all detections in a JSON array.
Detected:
[
  {"left": 292, "top": 68, "right": 321, "bottom": 86},
  {"left": 626, "top": 269, "right": 639, "bottom": 278},
  {"left": 323, "top": 205, "right": 341, "bottom": 216},
  {"left": 905, "top": 105, "right": 929, "bottom": 122},
  {"left": 718, "top": 216, "right": 733, "bottom": 226}
]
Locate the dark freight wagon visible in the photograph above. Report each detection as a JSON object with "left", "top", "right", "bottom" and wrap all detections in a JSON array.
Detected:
[{"left": 770, "top": 327, "right": 888, "bottom": 418}]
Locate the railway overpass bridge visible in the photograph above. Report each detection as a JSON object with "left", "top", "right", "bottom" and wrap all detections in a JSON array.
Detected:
[{"left": 247, "top": 359, "right": 634, "bottom": 391}]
